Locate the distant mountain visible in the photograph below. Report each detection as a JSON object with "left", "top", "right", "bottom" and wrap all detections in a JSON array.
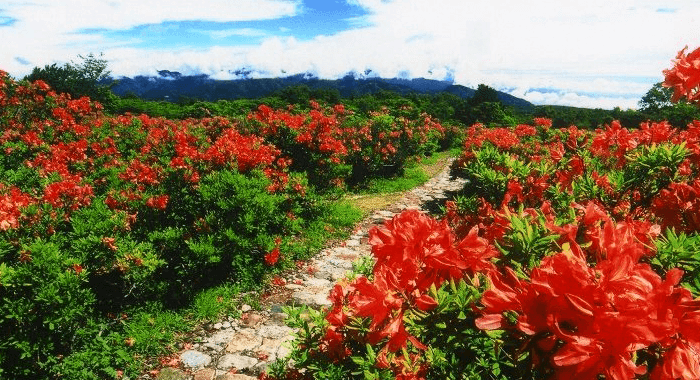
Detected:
[{"left": 108, "top": 72, "right": 533, "bottom": 109}]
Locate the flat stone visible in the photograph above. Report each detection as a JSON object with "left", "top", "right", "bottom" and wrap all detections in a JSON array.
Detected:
[
  {"left": 208, "top": 329, "right": 236, "bottom": 345},
  {"left": 332, "top": 246, "right": 357, "bottom": 256},
  {"left": 180, "top": 350, "right": 212, "bottom": 369},
  {"left": 241, "top": 304, "right": 252, "bottom": 312},
  {"left": 256, "top": 338, "right": 281, "bottom": 362},
  {"left": 258, "top": 334, "right": 296, "bottom": 361},
  {"left": 304, "top": 277, "right": 331, "bottom": 288},
  {"left": 240, "top": 312, "right": 263, "bottom": 327},
  {"left": 290, "top": 290, "right": 314, "bottom": 305},
  {"left": 329, "top": 270, "right": 350, "bottom": 281},
  {"left": 345, "top": 239, "right": 361, "bottom": 247},
  {"left": 222, "top": 321, "right": 231, "bottom": 329},
  {"left": 313, "top": 292, "right": 332, "bottom": 307},
  {"left": 284, "top": 284, "right": 304, "bottom": 291},
  {"left": 214, "top": 322, "right": 223, "bottom": 329},
  {"left": 225, "top": 330, "right": 263, "bottom": 353},
  {"left": 257, "top": 325, "right": 293, "bottom": 339},
  {"left": 310, "top": 264, "right": 348, "bottom": 281},
  {"left": 217, "top": 354, "right": 259, "bottom": 371},
  {"left": 326, "top": 258, "right": 353, "bottom": 269},
  {"left": 312, "top": 269, "right": 332, "bottom": 281},
  {"left": 194, "top": 368, "right": 216, "bottom": 380},
  {"left": 203, "top": 342, "right": 224, "bottom": 352},
  {"left": 215, "top": 374, "right": 257, "bottom": 380},
  {"left": 292, "top": 289, "right": 332, "bottom": 308},
  {"left": 156, "top": 367, "right": 189, "bottom": 380}
]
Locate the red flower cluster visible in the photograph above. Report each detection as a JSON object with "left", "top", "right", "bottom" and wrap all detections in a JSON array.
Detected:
[
  {"left": 42, "top": 180, "right": 94, "bottom": 211},
  {"left": 590, "top": 121, "right": 638, "bottom": 168},
  {"left": 0, "top": 186, "right": 35, "bottom": 230},
  {"left": 663, "top": 46, "right": 700, "bottom": 104},
  {"left": 651, "top": 180, "right": 700, "bottom": 233},
  {"left": 119, "top": 159, "right": 162, "bottom": 186},
  {"left": 319, "top": 210, "right": 498, "bottom": 375},
  {"left": 0, "top": 73, "right": 299, "bottom": 238},
  {"left": 204, "top": 128, "right": 281, "bottom": 172},
  {"left": 248, "top": 102, "right": 447, "bottom": 187},
  {"left": 264, "top": 237, "right": 282, "bottom": 266},
  {"left": 514, "top": 124, "right": 538, "bottom": 138},
  {"left": 145, "top": 195, "right": 169, "bottom": 211},
  {"left": 477, "top": 209, "right": 700, "bottom": 380},
  {"left": 448, "top": 110, "right": 700, "bottom": 378}
]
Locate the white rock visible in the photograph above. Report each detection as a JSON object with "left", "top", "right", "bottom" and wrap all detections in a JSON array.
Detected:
[
  {"left": 180, "top": 350, "right": 212, "bottom": 369},
  {"left": 217, "top": 354, "right": 259, "bottom": 371}
]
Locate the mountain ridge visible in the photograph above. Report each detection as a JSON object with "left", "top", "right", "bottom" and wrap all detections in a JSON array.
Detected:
[{"left": 108, "top": 72, "right": 534, "bottom": 109}]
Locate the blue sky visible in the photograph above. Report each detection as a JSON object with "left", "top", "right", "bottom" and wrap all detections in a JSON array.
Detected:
[
  {"left": 1, "top": 0, "right": 699, "bottom": 109},
  {"left": 81, "top": 1, "right": 367, "bottom": 49}
]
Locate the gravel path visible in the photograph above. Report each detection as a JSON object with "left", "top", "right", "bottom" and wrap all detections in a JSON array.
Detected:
[{"left": 149, "top": 159, "right": 466, "bottom": 380}]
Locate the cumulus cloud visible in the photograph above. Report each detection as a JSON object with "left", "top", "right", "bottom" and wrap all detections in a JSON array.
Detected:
[
  {"left": 515, "top": 90, "right": 641, "bottom": 110},
  {"left": 2, "top": 0, "right": 700, "bottom": 108},
  {"left": 0, "top": 0, "right": 300, "bottom": 74}
]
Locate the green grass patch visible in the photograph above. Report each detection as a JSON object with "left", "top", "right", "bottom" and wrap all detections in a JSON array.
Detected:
[
  {"left": 189, "top": 282, "right": 250, "bottom": 321},
  {"left": 123, "top": 306, "right": 191, "bottom": 357},
  {"left": 343, "top": 149, "right": 459, "bottom": 216},
  {"left": 351, "top": 149, "right": 459, "bottom": 195}
]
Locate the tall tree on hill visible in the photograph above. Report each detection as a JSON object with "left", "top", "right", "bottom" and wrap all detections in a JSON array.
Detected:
[
  {"left": 468, "top": 84, "right": 501, "bottom": 106},
  {"left": 638, "top": 82, "right": 700, "bottom": 127},
  {"left": 638, "top": 82, "right": 675, "bottom": 113}
]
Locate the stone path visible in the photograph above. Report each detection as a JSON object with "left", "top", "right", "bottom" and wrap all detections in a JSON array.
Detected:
[{"left": 150, "top": 159, "right": 466, "bottom": 380}]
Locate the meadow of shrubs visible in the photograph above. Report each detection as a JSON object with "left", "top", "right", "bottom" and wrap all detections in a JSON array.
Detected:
[
  {"left": 0, "top": 70, "right": 459, "bottom": 379},
  {"left": 2, "top": 44, "right": 700, "bottom": 379},
  {"left": 262, "top": 46, "right": 700, "bottom": 380}
]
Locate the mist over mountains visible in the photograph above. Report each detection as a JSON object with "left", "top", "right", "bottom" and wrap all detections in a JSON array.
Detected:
[{"left": 108, "top": 71, "right": 534, "bottom": 109}]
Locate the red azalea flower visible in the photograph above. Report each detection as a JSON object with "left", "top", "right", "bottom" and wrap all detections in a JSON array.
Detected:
[
  {"left": 663, "top": 46, "right": 700, "bottom": 104},
  {"left": 264, "top": 247, "right": 280, "bottom": 266},
  {"left": 72, "top": 263, "right": 83, "bottom": 275},
  {"left": 145, "top": 195, "right": 169, "bottom": 210}
]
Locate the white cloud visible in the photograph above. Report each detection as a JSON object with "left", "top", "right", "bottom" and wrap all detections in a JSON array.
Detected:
[
  {"left": 195, "top": 28, "right": 269, "bottom": 39},
  {"left": 3, "top": 0, "right": 300, "bottom": 30},
  {"left": 0, "top": 0, "right": 300, "bottom": 74},
  {"left": 516, "top": 90, "right": 640, "bottom": 110},
  {"left": 2, "top": 0, "right": 700, "bottom": 108}
]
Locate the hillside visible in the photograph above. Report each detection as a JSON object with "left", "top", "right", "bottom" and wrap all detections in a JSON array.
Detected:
[{"left": 108, "top": 72, "right": 534, "bottom": 109}]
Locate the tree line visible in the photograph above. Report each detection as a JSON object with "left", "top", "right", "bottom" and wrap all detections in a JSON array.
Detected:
[{"left": 22, "top": 54, "right": 700, "bottom": 128}]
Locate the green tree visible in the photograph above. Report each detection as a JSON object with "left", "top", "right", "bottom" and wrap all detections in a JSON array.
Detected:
[
  {"left": 660, "top": 102, "right": 700, "bottom": 128},
  {"left": 470, "top": 101, "right": 517, "bottom": 126},
  {"left": 638, "top": 82, "right": 700, "bottom": 127},
  {"left": 24, "top": 53, "right": 115, "bottom": 108},
  {"left": 638, "top": 82, "right": 675, "bottom": 113},
  {"left": 468, "top": 84, "right": 501, "bottom": 106},
  {"left": 275, "top": 85, "right": 312, "bottom": 105}
]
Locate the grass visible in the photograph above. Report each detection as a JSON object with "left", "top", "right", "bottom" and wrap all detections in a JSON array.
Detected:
[
  {"left": 344, "top": 148, "right": 459, "bottom": 215},
  {"left": 112, "top": 148, "right": 459, "bottom": 377}
]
